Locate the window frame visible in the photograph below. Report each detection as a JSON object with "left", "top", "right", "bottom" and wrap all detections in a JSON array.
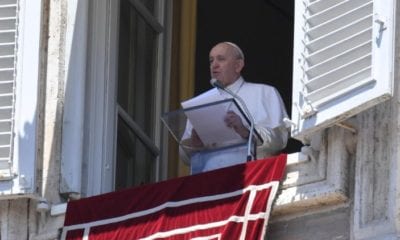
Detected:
[{"left": 81, "top": 0, "right": 172, "bottom": 196}]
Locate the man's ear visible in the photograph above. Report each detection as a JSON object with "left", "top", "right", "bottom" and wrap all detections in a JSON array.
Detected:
[{"left": 235, "top": 59, "right": 244, "bottom": 73}]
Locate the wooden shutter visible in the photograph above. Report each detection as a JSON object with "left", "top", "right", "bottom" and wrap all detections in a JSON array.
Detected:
[
  {"left": 291, "top": 0, "right": 395, "bottom": 140},
  {"left": 0, "top": 0, "right": 41, "bottom": 195},
  {"left": 0, "top": 1, "right": 17, "bottom": 181}
]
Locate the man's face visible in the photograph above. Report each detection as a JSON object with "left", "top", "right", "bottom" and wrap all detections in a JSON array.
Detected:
[{"left": 209, "top": 43, "right": 244, "bottom": 87}]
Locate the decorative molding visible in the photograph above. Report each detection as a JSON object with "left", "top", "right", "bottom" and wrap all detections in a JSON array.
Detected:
[{"left": 272, "top": 127, "right": 351, "bottom": 220}]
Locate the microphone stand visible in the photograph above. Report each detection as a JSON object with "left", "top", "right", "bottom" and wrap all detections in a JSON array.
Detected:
[{"left": 211, "top": 79, "right": 256, "bottom": 161}]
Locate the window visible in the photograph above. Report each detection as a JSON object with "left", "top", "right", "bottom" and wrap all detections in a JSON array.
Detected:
[
  {"left": 0, "top": 0, "right": 41, "bottom": 195},
  {"left": 195, "top": 0, "right": 301, "bottom": 153},
  {"left": 291, "top": 0, "right": 395, "bottom": 141},
  {"left": 196, "top": 0, "right": 394, "bottom": 148},
  {"left": 270, "top": 0, "right": 396, "bottom": 216},
  {"left": 81, "top": 0, "right": 171, "bottom": 196},
  {"left": 115, "top": 0, "right": 163, "bottom": 189}
]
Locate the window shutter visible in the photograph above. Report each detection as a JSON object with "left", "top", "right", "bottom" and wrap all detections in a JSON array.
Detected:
[
  {"left": 0, "top": 2, "right": 18, "bottom": 181},
  {"left": 291, "top": 0, "right": 395, "bottom": 140},
  {"left": 0, "top": 0, "right": 41, "bottom": 195}
]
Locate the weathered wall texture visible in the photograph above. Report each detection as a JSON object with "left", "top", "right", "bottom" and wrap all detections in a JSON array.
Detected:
[
  {"left": 0, "top": 199, "right": 32, "bottom": 240},
  {"left": 268, "top": 207, "right": 350, "bottom": 240}
]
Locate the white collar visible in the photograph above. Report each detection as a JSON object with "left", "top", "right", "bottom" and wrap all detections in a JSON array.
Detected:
[{"left": 217, "top": 77, "right": 244, "bottom": 95}]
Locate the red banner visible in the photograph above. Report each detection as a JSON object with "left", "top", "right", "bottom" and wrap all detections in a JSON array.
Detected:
[{"left": 62, "top": 154, "right": 286, "bottom": 240}]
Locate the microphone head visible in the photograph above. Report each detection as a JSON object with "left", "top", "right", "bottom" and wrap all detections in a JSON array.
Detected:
[
  {"left": 210, "top": 78, "right": 217, "bottom": 86},
  {"left": 210, "top": 79, "right": 225, "bottom": 89}
]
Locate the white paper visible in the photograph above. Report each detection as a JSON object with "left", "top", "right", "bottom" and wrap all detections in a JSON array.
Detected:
[{"left": 181, "top": 97, "right": 247, "bottom": 148}]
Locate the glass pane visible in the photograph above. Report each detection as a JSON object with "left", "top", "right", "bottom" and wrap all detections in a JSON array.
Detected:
[
  {"left": 116, "top": 0, "right": 159, "bottom": 189},
  {"left": 118, "top": 0, "right": 158, "bottom": 137},
  {"left": 138, "top": 0, "right": 156, "bottom": 14},
  {"left": 115, "top": 117, "right": 156, "bottom": 190}
]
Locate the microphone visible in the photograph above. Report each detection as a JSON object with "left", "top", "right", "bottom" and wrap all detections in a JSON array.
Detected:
[
  {"left": 210, "top": 79, "right": 256, "bottom": 161},
  {"left": 210, "top": 78, "right": 225, "bottom": 89}
]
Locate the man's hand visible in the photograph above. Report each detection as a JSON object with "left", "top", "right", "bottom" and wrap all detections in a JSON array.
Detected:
[
  {"left": 224, "top": 111, "right": 250, "bottom": 138},
  {"left": 191, "top": 129, "right": 204, "bottom": 148}
]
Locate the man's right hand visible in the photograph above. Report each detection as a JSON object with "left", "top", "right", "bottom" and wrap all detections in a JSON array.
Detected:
[
  {"left": 191, "top": 129, "right": 204, "bottom": 148},
  {"left": 224, "top": 111, "right": 250, "bottom": 139}
]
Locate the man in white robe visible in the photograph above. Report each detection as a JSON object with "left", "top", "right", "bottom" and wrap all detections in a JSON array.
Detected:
[{"left": 180, "top": 42, "right": 288, "bottom": 174}]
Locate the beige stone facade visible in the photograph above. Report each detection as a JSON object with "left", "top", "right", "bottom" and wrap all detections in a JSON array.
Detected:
[{"left": 1, "top": 1, "right": 400, "bottom": 239}]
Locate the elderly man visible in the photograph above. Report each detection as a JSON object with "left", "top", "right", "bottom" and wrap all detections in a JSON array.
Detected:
[{"left": 181, "top": 42, "right": 288, "bottom": 173}]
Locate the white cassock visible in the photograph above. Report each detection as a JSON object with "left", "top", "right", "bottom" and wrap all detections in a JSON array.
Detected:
[{"left": 180, "top": 77, "right": 289, "bottom": 174}]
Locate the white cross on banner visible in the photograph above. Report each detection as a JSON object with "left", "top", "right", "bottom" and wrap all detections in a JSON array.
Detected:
[{"left": 62, "top": 154, "right": 287, "bottom": 240}]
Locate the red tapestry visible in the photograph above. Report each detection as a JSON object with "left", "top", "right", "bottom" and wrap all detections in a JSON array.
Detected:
[{"left": 62, "top": 154, "right": 286, "bottom": 240}]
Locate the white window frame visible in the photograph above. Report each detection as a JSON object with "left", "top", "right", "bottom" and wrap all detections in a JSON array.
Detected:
[
  {"left": 60, "top": 0, "right": 89, "bottom": 195},
  {"left": 79, "top": 0, "right": 172, "bottom": 197},
  {"left": 80, "top": 0, "right": 120, "bottom": 196}
]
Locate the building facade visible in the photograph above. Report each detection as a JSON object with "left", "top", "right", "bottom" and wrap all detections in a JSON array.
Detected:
[{"left": 0, "top": 0, "right": 399, "bottom": 239}]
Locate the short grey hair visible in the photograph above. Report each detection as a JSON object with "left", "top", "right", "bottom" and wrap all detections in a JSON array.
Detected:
[{"left": 223, "top": 41, "right": 245, "bottom": 60}]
